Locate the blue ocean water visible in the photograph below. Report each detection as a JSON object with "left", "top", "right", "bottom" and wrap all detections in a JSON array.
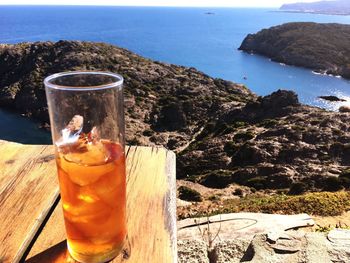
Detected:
[
  {"left": 1, "top": 6, "right": 350, "bottom": 143},
  {"left": 0, "top": 109, "right": 51, "bottom": 144}
]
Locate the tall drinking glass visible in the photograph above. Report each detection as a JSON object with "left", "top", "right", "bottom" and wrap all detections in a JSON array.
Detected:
[{"left": 44, "top": 72, "right": 126, "bottom": 263}]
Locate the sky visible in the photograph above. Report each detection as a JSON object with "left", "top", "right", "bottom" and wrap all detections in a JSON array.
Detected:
[{"left": 0, "top": 0, "right": 320, "bottom": 8}]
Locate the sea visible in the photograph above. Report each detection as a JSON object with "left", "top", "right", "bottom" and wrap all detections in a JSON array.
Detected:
[{"left": 1, "top": 6, "right": 350, "bottom": 144}]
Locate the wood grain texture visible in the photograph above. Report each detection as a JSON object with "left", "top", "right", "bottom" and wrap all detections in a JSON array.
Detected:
[
  {"left": 0, "top": 140, "right": 58, "bottom": 263},
  {"left": 25, "top": 146, "right": 177, "bottom": 263},
  {"left": 26, "top": 200, "right": 66, "bottom": 258}
]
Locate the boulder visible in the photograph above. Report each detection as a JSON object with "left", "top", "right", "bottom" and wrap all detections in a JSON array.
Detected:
[
  {"left": 232, "top": 144, "right": 270, "bottom": 166},
  {"left": 177, "top": 239, "right": 209, "bottom": 263},
  {"left": 215, "top": 239, "right": 250, "bottom": 263},
  {"left": 260, "top": 90, "right": 299, "bottom": 109},
  {"left": 339, "top": 106, "right": 350, "bottom": 113}
]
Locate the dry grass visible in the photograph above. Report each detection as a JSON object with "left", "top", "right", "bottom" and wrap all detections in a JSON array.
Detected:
[{"left": 177, "top": 191, "right": 350, "bottom": 219}]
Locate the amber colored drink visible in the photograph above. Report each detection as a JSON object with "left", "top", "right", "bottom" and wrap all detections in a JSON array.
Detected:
[
  {"left": 45, "top": 71, "right": 126, "bottom": 262},
  {"left": 56, "top": 138, "right": 126, "bottom": 263}
]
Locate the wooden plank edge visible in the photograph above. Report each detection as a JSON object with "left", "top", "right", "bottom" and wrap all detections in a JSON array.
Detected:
[
  {"left": 15, "top": 188, "right": 60, "bottom": 263},
  {"left": 164, "top": 150, "right": 177, "bottom": 262}
]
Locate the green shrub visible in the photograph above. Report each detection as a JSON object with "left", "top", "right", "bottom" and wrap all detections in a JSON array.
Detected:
[
  {"left": 195, "top": 121, "right": 216, "bottom": 141},
  {"left": 291, "top": 125, "right": 306, "bottom": 131},
  {"left": 339, "top": 177, "right": 350, "bottom": 188},
  {"left": 233, "top": 188, "right": 244, "bottom": 197},
  {"left": 340, "top": 169, "right": 350, "bottom": 179},
  {"left": 213, "top": 121, "right": 247, "bottom": 136},
  {"left": 288, "top": 182, "right": 307, "bottom": 195},
  {"left": 128, "top": 137, "right": 140, "bottom": 145},
  {"left": 142, "top": 129, "right": 154, "bottom": 136},
  {"left": 250, "top": 187, "right": 257, "bottom": 193},
  {"left": 215, "top": 123, "right": 235, "bottom": 135},
  {"left": 224, "top": 141, "right": 239, "bottom": 156},
  {"left": 310, "top": 119, "right": 320, "bottom": 125},
  {"left": 178, "top": 186, "right": 202, "bottom": 202},
  {"left": 208, "top": 195, "right": 220, "bottom": 201},
  {"left": 183, "top": 191, "right": 350, "bottom": 219},
  {"left": 232, "top": 121, "right": 247, "bottom": 128},
  {"left": 223, "top": 191, "right": 350, "bottom": 217},
  {"left": 246, "top": 176, "right": 267, "bottom": 190},
  {"left": 258, "top": 119, "right": 279, "bottom": 128},
  {"left": 135, "top": 96, "right": 143, "bottom": 105},
  {"left": 159, "top": 95, "right": 178, "bottom": 105},
  {"left": 323, "top": 177, "right": 343, "bottom": 192},
  {"left": 332, "top": 128, "right": 342, "bottom": 136},
  {"left": 200, "top": 170, "right": 233, "bottom": 189},
  {"left": 234, "top": 132, "right": 254, "bottom": 141}
]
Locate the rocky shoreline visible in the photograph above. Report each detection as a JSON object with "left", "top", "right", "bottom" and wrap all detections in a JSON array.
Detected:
[
  {"left": 1, "top": 41, "right": 350, "bottom": 207},
  {"left": 239, "top": 22, "right": 350, "bottom": 80}
]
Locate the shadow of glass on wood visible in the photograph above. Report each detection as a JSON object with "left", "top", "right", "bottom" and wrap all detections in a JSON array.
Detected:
[
  {"left": 25, "top": 237, "right": 131, "bottom": 263},
  {"left": 25, "top": 240, "right": 75, "bottom": 263}
]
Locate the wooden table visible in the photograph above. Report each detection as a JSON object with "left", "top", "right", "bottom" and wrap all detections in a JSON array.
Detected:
[{"left": 0, "top": 140, "right": 177, "bottom": 263}]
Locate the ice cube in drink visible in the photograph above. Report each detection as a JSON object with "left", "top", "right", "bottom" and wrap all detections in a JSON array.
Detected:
[{"left": 56, "top": 135, "right": 126, "bottom": 263}]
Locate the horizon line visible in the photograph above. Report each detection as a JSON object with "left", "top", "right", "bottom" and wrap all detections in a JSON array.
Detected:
[{"left": 0, "top": 4, "right": 280, "bottom": 8}]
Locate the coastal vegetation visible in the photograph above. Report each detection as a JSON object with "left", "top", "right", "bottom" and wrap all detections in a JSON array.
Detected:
[
  {"left": 178, "top": 191, "right": 350, "bottom": 219},
  {"left": 1, "top": 41, "right": 350, "bottom": 218}
]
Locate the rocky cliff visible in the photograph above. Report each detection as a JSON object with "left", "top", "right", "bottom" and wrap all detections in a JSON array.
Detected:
[
  {"left": 2, "top": 41, "right": 350, "bottom": 197},
  {"left": 239, "top": 22, "right": 350, "bottom": 79}
]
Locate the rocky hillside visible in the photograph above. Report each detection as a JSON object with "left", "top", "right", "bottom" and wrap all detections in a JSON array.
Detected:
[
  {"left": 2, "top": 41, "right": 350, "bottom": 195},
  {"left": 239, "top": 22, "right": 350, "bottom": 79},
  {"left": 178, "top": 90, "right": 350, "bottom": 192},
  {"left": 0, "top": 41, "right": 253, "bottom": 150}
]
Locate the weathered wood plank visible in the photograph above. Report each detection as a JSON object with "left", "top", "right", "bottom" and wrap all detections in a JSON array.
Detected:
[
  {"left": 0, "top": 140, "right": 58, "bottom": 263},
  {"left": 25, "top": 146, "right": 177, "bottom": 263},
  {"left": 26, "top": 200, "right": 66, "bottom": 258}
]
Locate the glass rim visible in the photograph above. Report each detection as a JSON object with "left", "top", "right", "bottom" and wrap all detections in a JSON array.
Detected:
[{"left": 44, "top": 71, "right": 124, "bottom": 91}]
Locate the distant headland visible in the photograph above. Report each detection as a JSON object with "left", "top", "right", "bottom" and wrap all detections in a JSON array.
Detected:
[
  {"left": 239, "top": 22, "right": 350, "bottom": 79},
  {"left": 280, "top": 0, "right": 350, "bottom": 15}
]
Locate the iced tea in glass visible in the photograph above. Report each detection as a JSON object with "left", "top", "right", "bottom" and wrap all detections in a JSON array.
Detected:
[{"left": 44, "top": 72, "right": 126, "bottom": 263}]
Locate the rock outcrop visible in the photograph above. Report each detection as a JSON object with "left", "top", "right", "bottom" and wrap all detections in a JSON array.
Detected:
[
  {"left": 178, "top": 89, "right": 350, "bottom": 192},
  {"left": 239, "top": 22, "right": 350, "bottom": 79},
  {"left": 178, "top": 212, "right": 350, "bottom": 263}
]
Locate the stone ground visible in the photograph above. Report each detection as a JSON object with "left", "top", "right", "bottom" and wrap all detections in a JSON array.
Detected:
[{"left": 177, "top": 213, "right": 350, "bottom": 263}]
